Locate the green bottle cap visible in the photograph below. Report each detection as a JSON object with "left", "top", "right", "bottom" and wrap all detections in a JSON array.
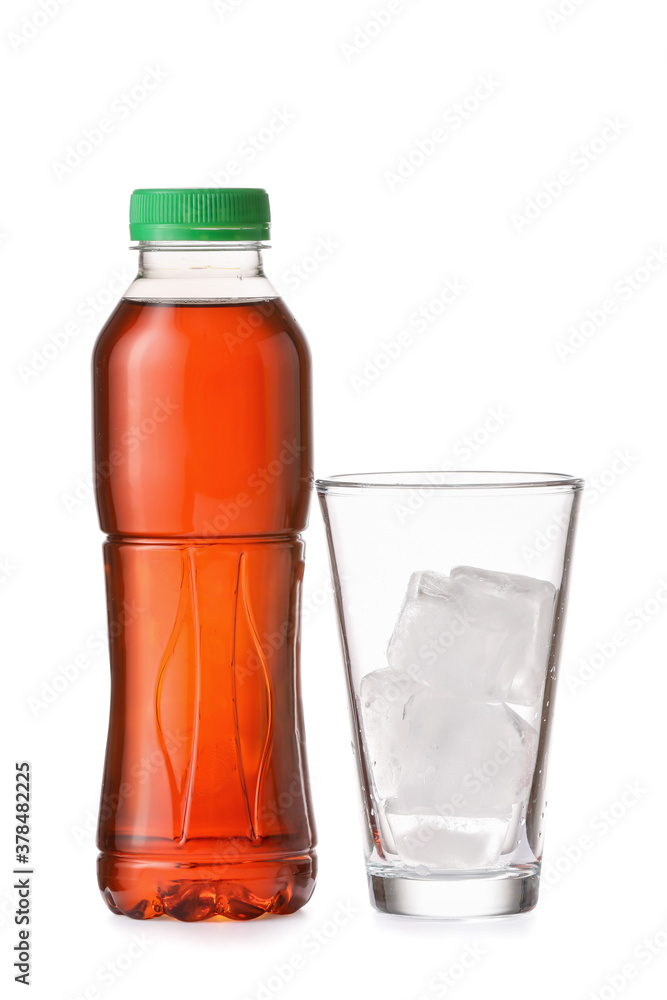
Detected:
[{"left": 129, "top": 188, "right": 271, "bottom": 241}]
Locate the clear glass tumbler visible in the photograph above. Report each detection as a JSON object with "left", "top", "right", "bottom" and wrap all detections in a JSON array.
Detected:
[{"left": 317, "top": 471, "right": 583, "bottom": 918}]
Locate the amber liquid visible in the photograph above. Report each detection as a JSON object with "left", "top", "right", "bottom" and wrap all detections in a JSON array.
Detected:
[{"left": 93, "top": 298, "right": 316, "bottom": 920}]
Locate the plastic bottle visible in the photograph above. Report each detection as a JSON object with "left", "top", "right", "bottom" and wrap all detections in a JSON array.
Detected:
[{"left": 93, "top": 188, "right": 316, "bottom": 921}]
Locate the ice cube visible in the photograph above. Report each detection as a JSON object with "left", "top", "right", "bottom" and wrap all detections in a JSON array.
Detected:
[
  {"left": 384, "top": 692, "right": 538, "bottom": 868},
  {"left": 500, "top": 801, "right": 524, "bottom": 855},
  {"left": 387, "top": 567, "right": 556, "bottom": 706},
  {"left": 386, "top": 569, "right": 477, "bottom": 689},
  {"left": 384, "top": 813, "right": 511, "bottom": 869},
  {"left": 358, "top": 666, "right": 424, "bottom": 801},
  {"left": 389, "top": 692, "right": 538, "bottom": 816},
  {"left": 451, "top": 566, "right": 557, "bottom": 706}
]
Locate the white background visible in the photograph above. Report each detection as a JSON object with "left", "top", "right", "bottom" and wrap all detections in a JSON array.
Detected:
[{"left": 2, "top": 0, "right": 666, "bottom": 997}]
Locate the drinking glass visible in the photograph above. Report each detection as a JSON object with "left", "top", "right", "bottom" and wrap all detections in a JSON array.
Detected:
[{"left": 316, "top": 471, "right": 583, "bottom": 918}]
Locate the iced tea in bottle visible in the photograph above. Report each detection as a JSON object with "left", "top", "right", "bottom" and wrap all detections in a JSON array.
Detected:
[{"left": 93, "top": 188, "right": 316, "bottom": 921}]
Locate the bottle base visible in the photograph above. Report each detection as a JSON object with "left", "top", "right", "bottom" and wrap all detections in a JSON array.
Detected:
[{"left": 98, "top": 852, "right": 317, "bottom": 921}]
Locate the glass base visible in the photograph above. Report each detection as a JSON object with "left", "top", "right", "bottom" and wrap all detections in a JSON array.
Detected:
[{"left": 368, "top": 867, "right": 540, "bottom": 919}]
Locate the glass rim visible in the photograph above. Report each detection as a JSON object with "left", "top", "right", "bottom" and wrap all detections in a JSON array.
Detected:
[{"left": 315, "top": 470, "right": 585, "bottom": 493}]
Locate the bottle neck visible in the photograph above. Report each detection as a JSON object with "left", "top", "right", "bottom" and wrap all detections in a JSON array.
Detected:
[{"left": 124, "top": 241, "right": 278, "bottom": 302}]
